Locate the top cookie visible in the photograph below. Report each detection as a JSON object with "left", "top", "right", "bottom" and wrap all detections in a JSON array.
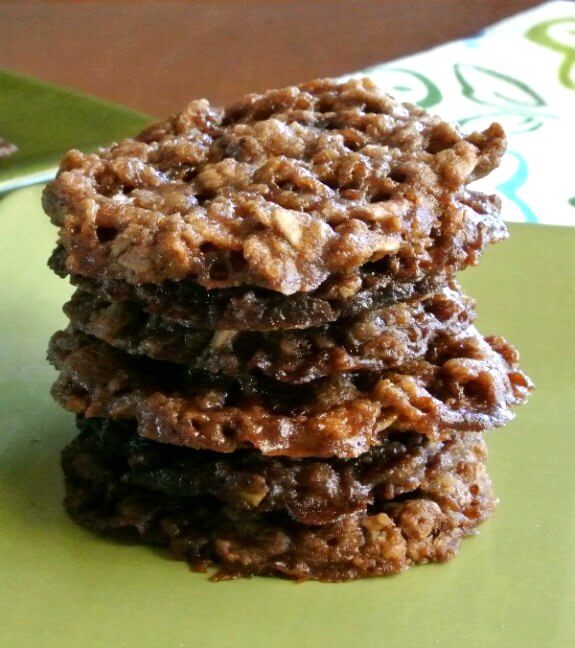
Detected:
[{"left": 43, "top": 78, "right": 505, "bottom": 296}]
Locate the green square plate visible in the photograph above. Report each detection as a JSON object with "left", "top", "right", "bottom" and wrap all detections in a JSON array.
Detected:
[
  {"left": 0, "top": 69, "right": 149, "bottom": 193},
  {"left": 0, "top": 183, "right": 574, "bottom": 647}
]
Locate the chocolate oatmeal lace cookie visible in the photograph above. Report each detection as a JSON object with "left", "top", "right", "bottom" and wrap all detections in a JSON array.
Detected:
[
  {"left": 64, "top": 284, "right": 475, "bottom": 382},
  {"left": 48, "top": 328, "right": 531, "bottom": 458},
  {"left": 63, "top": 421, "right": 495, "bottom": 581},
  {"left": 50, "top": 244, "right": 450, "bottom": 329},
  {"left": 43, "top": 78, "right": 506, "bottom": 300},
  {"left": 65, "top": 417, "right": 487, "bottom": 526}
]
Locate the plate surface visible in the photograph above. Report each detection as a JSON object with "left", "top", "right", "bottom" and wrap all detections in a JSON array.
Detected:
[
  {"left": 1, "top": 185, "right": 574, "bottom": 648},
  {"left": 0, "top": 70, "right": 149, "bottom": 193}
]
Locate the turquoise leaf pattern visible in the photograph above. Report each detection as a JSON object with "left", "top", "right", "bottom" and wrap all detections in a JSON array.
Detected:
[{"left": 496, "top": 150, "right": 537, "bottom": 223}]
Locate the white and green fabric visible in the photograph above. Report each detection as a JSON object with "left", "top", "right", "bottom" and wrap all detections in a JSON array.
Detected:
[{"left": 351, "top": 0, "right": 575, "bottom": 225}]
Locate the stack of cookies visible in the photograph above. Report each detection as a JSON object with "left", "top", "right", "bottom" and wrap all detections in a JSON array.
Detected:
[{"left": 44, "top": 79, "right": 532, "bottom": 581}]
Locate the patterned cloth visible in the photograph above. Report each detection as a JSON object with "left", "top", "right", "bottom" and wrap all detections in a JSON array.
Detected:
[{"left": 349, "top": 1, "right": 575, "bottom": 225}]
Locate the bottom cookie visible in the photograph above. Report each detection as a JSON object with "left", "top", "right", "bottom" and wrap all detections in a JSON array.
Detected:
[{"left": 62, "top": 424, "right": 496, "bottom": 581}]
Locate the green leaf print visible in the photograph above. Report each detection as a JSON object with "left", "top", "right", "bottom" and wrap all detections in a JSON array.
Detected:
[
  {"left": 526, "top": 17, "right": 575, "bottom": 90},
  {"left": 454, "top": 64, "right": 553, "bottom": 133},
  {"left": 454, "top": 64, "right": 546, "bottom": 108},
  {"left": 458, "top": 111, "right": 546, "bottom": 134},
  {"left": 361, "top": 66, "right": 442, "bottom": 108}
]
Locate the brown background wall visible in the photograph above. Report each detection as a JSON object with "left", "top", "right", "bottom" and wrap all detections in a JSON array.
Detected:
[{"left": 0, "top": 0, "right": 542, "bottom": 115}]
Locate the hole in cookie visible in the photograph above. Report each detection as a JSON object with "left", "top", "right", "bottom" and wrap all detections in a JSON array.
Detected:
[
  {"left": 209, "top": 260, "right": 229, "bottom": 281},
  {"left": 425, "top": 128, "right": 459, "bottom": 154},
  {"left": 318, "top": 97, "right": 335, "bottom": 113},
  {"left": 200, "top": 242, "right": 218, "bottom": 254},
  {"left": 363, "top": 102, "right": 384, "bottom": 114},
  {"left": 425, "top": 298, "right": 452, "bottom": 323},
  {"left": 425, "top": 138, "right": 452, "bottom": 154},
  {"left": 276, "top": 178, "right": 296, "bottom": 191},
  {"left": 195, "top": 188, "right": 216, "bottom": 205},
  {"left": 428, "top": 226, "right": 441, "bottom": 242},
  {"left": 70, "top": 385, "right": 89, "bottom": 401},
  {"left": 350, "top": 372, "right": 378, "bottom": 392},
  {"left": 228, "top": 250, "right": 246, "bottom": 272},
  {"left": 110, "top": 387, "right": 130, "bottom": 398},
  {"left": 252, "top": 106, "right": 274, "bottom": 121},
  {"left": 182, "top": 168, "right": 197, "bottom": 182},
  {"left": 321, "top": 177, "right": 339, "bottom": 190},
  {"left": 462, "top": 378, "right": 487, "bottom": 402},
  {"left": 369, "top": 188, "right": 393, "bottom": 203},
  {"left": 341, "top": 129, "right": 365, "bottom": 151},
  {"left": 344, "top": 140, "right": 363, "bottom": 152},
  {"left": 323, "top": 121, "right": 340, "bottom": 132},
  {"left": 388, "top": 169, "right": 408, "bottom": 184},
  {"left": 219, "top": 423, "right": 237, "bottom": 441},
  {"left": 96, "top": 226, "right": 117, "bottom": 243},
  {"left": 464, "top": 505, "right": 480, "bottom": 520}
]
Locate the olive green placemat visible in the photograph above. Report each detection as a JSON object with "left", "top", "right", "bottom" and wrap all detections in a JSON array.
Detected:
[{"left": 0, "top": 69, "right": 150, "bottom": 193}]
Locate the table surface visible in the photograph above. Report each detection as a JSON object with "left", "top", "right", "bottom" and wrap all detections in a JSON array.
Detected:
[{"left": 0, "top": 0, "right": 542, "bottom": 115}]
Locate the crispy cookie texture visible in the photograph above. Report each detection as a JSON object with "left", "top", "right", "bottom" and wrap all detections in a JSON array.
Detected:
[
  {"left": 48, "top": 327, "right": 532, "bottom": 458},
  {"left": 43, "top": 77, "right": 506, "bottom": 296},
  {"left": 62, "top": 421, "right": 495, "bottom": 581},
  {"left": 65, "top": 417, "right": 487, "bottom": 526},
  {"left": 50, "top": 244, "right": 450, "bottom": 330},
  {"left": 63, "top": 284, "right": 475, "bottom": 382}
]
